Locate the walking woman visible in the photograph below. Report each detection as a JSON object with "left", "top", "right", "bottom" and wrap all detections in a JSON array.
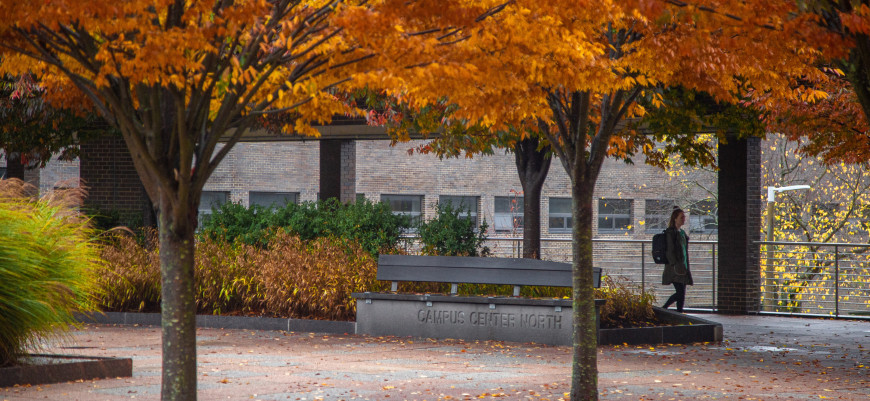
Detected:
[{"left": 662, "top": 207, "right": 693, "bottom": 312}]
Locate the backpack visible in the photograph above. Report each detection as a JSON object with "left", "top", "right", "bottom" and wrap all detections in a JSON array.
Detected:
[{"left": 651, "top": 230, "right": 668, "bottom": 264}]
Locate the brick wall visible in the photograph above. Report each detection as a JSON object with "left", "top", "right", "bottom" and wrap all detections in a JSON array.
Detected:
[
  {"left": 79, "top": 135, "right": 147, "bottom": 225},
  {"left": 40, "top": 138, "right": 715, "bottom": 238},
  {"left": 205, "top": 141, "right": 320, "bottom": 204},
  {"left": 39, "top": 157, "right": 79, "bottom": 193},
  {"left": 717, "top": 136, "right": 762, "bottom": 314}
]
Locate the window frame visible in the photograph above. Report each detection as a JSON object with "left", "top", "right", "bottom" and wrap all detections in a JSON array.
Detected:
[
  {"left": 198, "top": 191, "right": 230, "bottom": 223},
  {"left": 597, "top": 198, "right": 633, "bottom": 233},
  {"left": 644, "top": 199, "right": 674, "bottom": 232},
  {"left": 439, "top": 195, "right": 480, "bottom": 227},
  {"left": 249, "top": 191, "right": 298, "bottom": 209},
  {"left": 381, "top": 194, "right": 424, "bottom": 232},
  {"left": 548, "top": 197, "right": 572, "bottom": 233},
  {"left": 688, "top": 199, "right": 718, "bottom": 234},
  {"left": 494, "top": 195, "right": 524, "bottom": 233}
]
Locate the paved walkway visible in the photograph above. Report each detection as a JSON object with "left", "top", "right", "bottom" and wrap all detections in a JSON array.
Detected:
[{"left": 2, "top": 314, "right": 868, "bottom": 400}]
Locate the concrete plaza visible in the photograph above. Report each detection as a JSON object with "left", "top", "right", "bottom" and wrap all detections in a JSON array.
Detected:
[{"left": 2, "top": 314, "right": 868, "bottom": 400}]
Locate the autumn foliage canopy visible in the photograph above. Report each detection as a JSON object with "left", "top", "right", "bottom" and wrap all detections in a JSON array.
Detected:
[{"left": 2, "top": 1, "right": 869, "bottom": 400}]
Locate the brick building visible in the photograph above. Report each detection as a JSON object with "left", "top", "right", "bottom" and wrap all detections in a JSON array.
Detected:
[
  {"left": 14, "top": 138, "right": 718, "bottom": 240},
  {"left": 5, "top": 136, "right": 771, "bottom": 313}
]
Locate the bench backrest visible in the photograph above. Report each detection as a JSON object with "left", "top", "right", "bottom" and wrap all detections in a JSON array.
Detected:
[{"left": 378, "top": 254, "right": 602, "bottom": 288}]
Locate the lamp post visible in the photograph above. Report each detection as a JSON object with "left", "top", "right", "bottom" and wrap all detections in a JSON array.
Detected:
[
  {"left": 766, "top": 185, "right": 811, "bottom": 242},
  {"left": 764, "top": 185, "right": 811, "bottom": 312}
]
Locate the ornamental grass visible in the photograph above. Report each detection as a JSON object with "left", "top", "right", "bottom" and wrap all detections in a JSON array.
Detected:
[
  {"left": 97, "top": 230, "right": 394, "bottom": 321},
  {"left": 99, "top": 229, "right": 657, "bottom": 326},
  {"left": 594, "top": 276, "right": 658, "bottom": 328},
  {"left": 0, "top": 179, "right": 100, "bottom": 366}
]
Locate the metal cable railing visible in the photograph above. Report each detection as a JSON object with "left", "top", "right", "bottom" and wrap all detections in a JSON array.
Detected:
[
  {"left": 403, "top": 236, "right": 720, "bottom": 311},
  {"left": 401, "top": 236, "right": 870, "bottom": 319},
  {"left": 759, "top": 241, "right": 870, "bottom": 318}
]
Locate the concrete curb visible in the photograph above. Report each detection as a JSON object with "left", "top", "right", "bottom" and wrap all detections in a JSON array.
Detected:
[
  {"left": 76, "top": 312, "right": 355, "bottom": 335},
  {"left": 78, "top": 309, "right": 720, "bottom": 346},
  {"left": 0, "top": 354, "right": 132, "bottom": 387},
  {"left": 598, "top": 307, "right": 723, "bottom": 345}
]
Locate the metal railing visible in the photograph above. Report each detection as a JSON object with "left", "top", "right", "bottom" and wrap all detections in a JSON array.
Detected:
[
  {"left": 760, "top": 241, "right": 870, "bottom": 319},
  {"left": 401, "top": 236, "right": 870, "bottom": 319},
  {"left": 403, "top": 236, "right": 720, "bottom": 311}
]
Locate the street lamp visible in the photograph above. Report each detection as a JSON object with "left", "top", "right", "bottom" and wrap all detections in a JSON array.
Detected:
[
  {"left": 766, "top": 185, "right": 811, "bottom": 242},
  {"left": 763, "top": 184, "right": 810, "bottom": 312}
]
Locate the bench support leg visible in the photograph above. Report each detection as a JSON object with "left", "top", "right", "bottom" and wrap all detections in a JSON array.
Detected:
[
  {"left": 391, "top": 282, "right": 398, "bottom": 292},
  {"left": 513, "top": 286, "right": 521, "bottom": 297},
  {"left": 450, "top": 284, "right": 458, "bottom": 295}
]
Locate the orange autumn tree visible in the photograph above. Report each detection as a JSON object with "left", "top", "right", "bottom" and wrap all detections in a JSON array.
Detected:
[
  {"left": 680, "top": 1, "right": 870, "bottom": 163},
  {"left": 762, "top": 71, "right": 870, "bottom": 163},
  {"left": 0, "top": 1, "right": 508, "bottom": 399},
  {"left": 806, "top": 1, "right": 870, "bottom": 143},
  {"left": 346, "top": 1, "right": 825, "bottom": 399}
]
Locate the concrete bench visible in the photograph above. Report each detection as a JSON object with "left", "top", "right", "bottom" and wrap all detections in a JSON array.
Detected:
[
  {"left": 352, "top": 255, "right": 604, "bottom": 346},
  {"left": 377, "top": 254, "right": 602, "bottom": 295}
]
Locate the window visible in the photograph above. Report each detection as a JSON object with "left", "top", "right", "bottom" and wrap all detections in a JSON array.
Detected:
[
  {"left": 549, "top": 197, "right": 572, "bottom": 233},
  {"left": 381, "top": 194, "right": 423, "bottom": 231},
  {"left": 199, "top": 191, "right": 229, "bottom": 223},
  {"left": 439, "top": 195, "right": 479, "bottom": 227},
  {"left": 688, "top": 200, "right": 718, "bottom": 234},
  {"left": 494, "top": 196, "right": 524, "bottom": 232},
  {"left": 645, "top": 200, "right": 674, "bottom": 232},
  {"left": 249, "top": 191, "right": 298, "bottom": 209},
  {"left": 598, "top": 199, "right": 632, "bottom": 233}
]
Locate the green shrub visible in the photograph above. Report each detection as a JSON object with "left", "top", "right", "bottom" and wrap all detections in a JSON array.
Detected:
[
  {"left": 198, "top": 201, "right": 275, "bottom": 246},
  {"left": 417, "top": 201, "right": 490, "bottom": 256},
  {"left": 0, "top": 179, "right": 100, "bottom": 366},
  {"left": 199, "top": 198, "right": 405, "bottom": 255},
  {"left": 323, "top": 199, "right": 407, "bottom": 256}
]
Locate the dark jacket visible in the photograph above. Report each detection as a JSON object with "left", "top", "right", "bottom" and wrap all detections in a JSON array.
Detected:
[{"left": 662, "top": 227, "right": 693, "bottom": 285}]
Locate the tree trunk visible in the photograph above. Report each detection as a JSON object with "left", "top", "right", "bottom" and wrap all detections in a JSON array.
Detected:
[
  {"left": 570, "top": 176, "right": 598, "bottom": 401},
  {"left": 158, "top": 203, "right": 198, "bottom": 401},
  {"left": 142, "top": 184, "right": 159, "bottom": 250},
  {"left": 514, "top": 137, "right": 552, "bottom": 259}
]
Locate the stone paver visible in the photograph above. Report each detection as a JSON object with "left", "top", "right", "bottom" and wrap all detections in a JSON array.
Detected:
[{"left": 2, "top": 314, "right": 868, "bottom": 400}]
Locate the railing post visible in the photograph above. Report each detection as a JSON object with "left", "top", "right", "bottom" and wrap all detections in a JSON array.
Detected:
[
  {"left": 712, "top": 242, "right": 717, "bottom": 312},
  {"left": 835, "top": 245, "right": 840, "bottom": 318},
  {"left": 641, "top": 242, "right": 646, "bottom": 295}
]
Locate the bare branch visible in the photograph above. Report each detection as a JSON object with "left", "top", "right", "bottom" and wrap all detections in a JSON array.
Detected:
[
  {"left": 661, "top": 0, "right": 779, "bottom": 31},
  {"left": 476, "top": 1, "right": 515, "bottom": 22}
]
